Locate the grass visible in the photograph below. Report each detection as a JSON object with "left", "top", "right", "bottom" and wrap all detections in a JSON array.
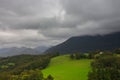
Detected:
[{"left": 42, "top": 55, "right": 92, "bottom": 80}]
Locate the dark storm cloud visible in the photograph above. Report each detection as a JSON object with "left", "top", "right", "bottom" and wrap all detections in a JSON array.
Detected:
[
  {"left": 0, "top": 0, "right": 51, "bottom": 16},
  {"left": 0, "top": 0, "right": 120, "bottom": 48},
  {"left": 60, "top": 0, "right": 120, "bottom": 34}
]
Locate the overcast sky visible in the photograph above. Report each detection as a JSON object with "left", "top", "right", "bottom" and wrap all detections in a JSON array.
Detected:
[{"left": 0, "top": 0, "right": 120, "bottom": 48}]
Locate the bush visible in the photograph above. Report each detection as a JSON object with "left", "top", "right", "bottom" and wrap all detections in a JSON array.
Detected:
[{"left": 45, "top": 75, "right": 54, "bottom": 80}]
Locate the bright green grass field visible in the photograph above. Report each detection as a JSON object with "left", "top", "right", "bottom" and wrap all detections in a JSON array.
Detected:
[{"left": 42, "top": 55, "right": 92, "bottom": 80}]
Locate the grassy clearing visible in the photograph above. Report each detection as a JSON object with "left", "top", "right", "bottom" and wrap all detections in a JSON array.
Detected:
[{"left": 42, "top": 55, "right": 92, "bottom": 80}]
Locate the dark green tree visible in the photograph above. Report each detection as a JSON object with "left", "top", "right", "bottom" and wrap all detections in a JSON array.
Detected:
[
  {"left": 70, "top": 54, "right": 74, "bottom": 59},
  {"left": 88, "top": 53, "right": 94, "bottom": 59},
  {"left": 17, "top": 69, "right": 43, "bottom": 80},
  {"left": 88, "top": 55, "right": 120, "bottom": 80},
  {"left": 114, "top": 48, "right": 120, "bottom": 54},
  {"left": 45, "top": 75, "right": 54, "bottom": 80}
]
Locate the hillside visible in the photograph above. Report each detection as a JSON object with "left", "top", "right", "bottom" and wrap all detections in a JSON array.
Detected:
[
  {"left": 0, "top": 54, "right": 51, "bottom": 74},
  {"left": 42, "top": 55, "right": 92, "bottom": 80},
  {"left": 46, "top": 32, "right": 120, "bottom": 53}
]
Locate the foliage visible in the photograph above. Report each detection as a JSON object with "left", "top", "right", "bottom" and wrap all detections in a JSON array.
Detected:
[
  {"left": 88, "top": 55, "right": 120, "bottom": 80},
  {"left": 17, "top": 69, "right": 43, "bottom": 80},
  {"left": 87, "top": 53, "right": 94, "bottom": 59},
  {"left": 70, "top": 54, "right": 74, "bottom": 59},
  {"left": 0, "top": 69, "right": 54, "bottom": 80},
  {"left": 0, "top": 53, "right": 58, "bottom": 79},
  {"left": 0, "top": 54, "right": 53, "bottom": 74},
  {"left": 70, "top": 53, "right": 87, "bottom": 59},
  {"left": 114, "top": 48, "right": 120, "bottom": 54},
  {"left": 45, "top": 75, "right": 54, "bottom": 80},
  {"left": 0, "top": 73, "right": 11, "bottom": 80}
]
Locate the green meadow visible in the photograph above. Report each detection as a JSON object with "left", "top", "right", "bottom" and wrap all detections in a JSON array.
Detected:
[{"left": 42, "top": 55, "right": 92, "bottom": 80}]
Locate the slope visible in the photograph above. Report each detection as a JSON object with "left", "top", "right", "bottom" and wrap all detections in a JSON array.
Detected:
[
  {"left": 42, "top": 55, "right": 92, "bottom": 80},
  {"left": 46, "top": 32, "right": 120, "bottom": 53}
]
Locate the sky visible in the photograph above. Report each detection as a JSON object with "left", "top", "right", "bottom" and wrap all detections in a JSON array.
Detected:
[{"left": 0, "top": 0, "right": 120, "bottom": 48}]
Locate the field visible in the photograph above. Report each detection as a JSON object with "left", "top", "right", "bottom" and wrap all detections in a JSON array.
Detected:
[{"left": 42, "top": 55, "right": 92, "bottom": 80}]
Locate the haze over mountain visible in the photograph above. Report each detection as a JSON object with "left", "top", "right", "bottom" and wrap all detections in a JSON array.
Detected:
[
  {"left": 0, "top": 46, "right": 48, "bottom": 57},
  {"left": 46, "top": 32, "right": 120, "bottom": 53},
  {"left": 34, "top": 46, "right": 49, "bottom": 53}
]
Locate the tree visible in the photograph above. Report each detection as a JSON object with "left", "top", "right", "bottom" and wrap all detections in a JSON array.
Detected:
[
  {"left": 88, "top": 53, "right": 94, "bottom": 59},
  {"left": 88, "top": 55, "right": 120, "bottom": 80},
  {"left": 8, "top": 69, "right": 44, "bottom": 80},
  {"left": 114, "top": 48, "right": 120, "bottom": 54},
  {"left": 70, "top": 54, "right": 74, "bottom": 59},
  {"left": 0, "top": 73, "right": 11, "bottom": 80},
  {"left": 70, "top": 53, "right": 87, "bottom": 60},
  {"left": 45, "top": 75, "right": 54, "bottom": 80}
]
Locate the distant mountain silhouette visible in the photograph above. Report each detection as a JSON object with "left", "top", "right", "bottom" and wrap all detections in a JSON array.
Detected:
[
  {"left": 0, "top": 47, "right": 39, "bottom": 57},
  {"left": 0, "top": 46, "right": 48, "bottom": 57},
  {"left": 46, "top": 32, "right": 120, "bottom": 54},
  {"left": 34, "top": 46, "right": 49, "bottom": 53}
]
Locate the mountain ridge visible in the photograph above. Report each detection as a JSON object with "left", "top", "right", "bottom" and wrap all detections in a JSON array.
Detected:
[
  {"left": 46, "top": 32, "right": 120, "bottom": 53},
  {"left": 0, "top": 46, "right": 48, "bottom": 57}
]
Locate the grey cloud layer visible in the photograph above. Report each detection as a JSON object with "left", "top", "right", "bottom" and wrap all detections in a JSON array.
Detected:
[
  {"left": 0, "top": 0, "right": 120, "bottom": 48},
  {"left": 60, "top": 0, "right": 120, "bottom": 33}
]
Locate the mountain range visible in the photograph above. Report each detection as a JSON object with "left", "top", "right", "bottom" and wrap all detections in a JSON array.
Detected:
[
  {"left": 46, "top": 32, "right": 120, "bottom": 54},
  {"left": 0, "top": 46, "right": 48, "bottom": 57},
  {"left": 0, "top": 32, "right": 120, "bottom": 57}
]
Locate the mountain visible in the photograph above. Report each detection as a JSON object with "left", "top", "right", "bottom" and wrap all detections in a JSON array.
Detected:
[
  {"left": 34, "top": 46, "right": 49, "bottom": 53},
  {"left": 0, "top": 47, "right": 40, "bottom": 57},
  {"left": 46, "top": 32, "right": 120, "bottom": 54},
  {"left": 0, "top": 46, "right": 49, "bottom": 57}
]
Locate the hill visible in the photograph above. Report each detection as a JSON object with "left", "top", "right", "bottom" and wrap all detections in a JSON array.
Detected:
[
  {"left": 42, "top": 55, "right": 92, "bottom": 80},
  {"left": 0, "top": 54, "right": 51, "bottom": 74},
  {"left": 46, "top": 32, "right": 120, "bottom": 53}
]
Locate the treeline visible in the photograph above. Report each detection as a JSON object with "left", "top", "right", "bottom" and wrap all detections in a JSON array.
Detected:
[
  {"left": 70, "top": 48, "right": 120, "bottom": 60},
  {"left": 0, "top": 53, "right": 59, "bottom": 80},
  {"left": 0, "top": 69, "right": 54, "bottom": 80},
  {"left": 70, "top": 52, "right": 99, "bottom": 60}
]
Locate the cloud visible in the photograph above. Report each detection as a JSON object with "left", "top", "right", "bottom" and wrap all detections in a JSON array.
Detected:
[
  {"left": 59, "top": 0, "right": 120, "bottom": 34},
  {"left": 0, "top": 0, "right": 120, "bottom": 48}
]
